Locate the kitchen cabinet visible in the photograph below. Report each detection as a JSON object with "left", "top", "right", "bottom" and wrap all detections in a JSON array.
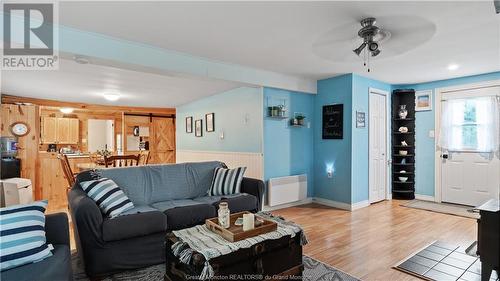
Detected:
[{"left": 41, "top": 117, "right": 79, "bottom": 144}]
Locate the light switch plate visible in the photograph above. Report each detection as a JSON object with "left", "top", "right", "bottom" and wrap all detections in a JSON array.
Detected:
[{"left": 429, "top": 130, "right": 435, "bottom": 138}]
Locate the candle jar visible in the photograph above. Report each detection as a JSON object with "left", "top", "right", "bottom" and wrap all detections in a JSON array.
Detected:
[{"left": 218, "top": 202, "right": 230, "bottom": 229}]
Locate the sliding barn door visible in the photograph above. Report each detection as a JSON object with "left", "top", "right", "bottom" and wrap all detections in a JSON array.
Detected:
[{"left": 150, "top": 117, "right": 175, "bottom": 164}]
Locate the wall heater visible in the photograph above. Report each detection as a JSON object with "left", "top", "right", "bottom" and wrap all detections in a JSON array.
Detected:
[{"left": 267, "top": 174, "right": 307, "bottom": 207}]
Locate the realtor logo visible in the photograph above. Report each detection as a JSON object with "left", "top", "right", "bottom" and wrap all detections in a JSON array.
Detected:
[{"left": 2, "top": 2, "right": 59, "bottom": 70}]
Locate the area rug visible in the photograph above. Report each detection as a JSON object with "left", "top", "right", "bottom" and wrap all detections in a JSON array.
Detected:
[
  {"left": 394, "top": 240, "right": 499, "bottom": 281},
  {"left": 72, "top": 254, "right": 360, "bottom": 281},
  {"left": 402, "top": 200, "right": 479, "bottom": 219}
]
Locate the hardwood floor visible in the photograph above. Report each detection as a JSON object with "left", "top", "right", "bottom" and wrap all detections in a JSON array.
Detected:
[{"left": 271, "top": 200, "right": 477, "bottom": 281}]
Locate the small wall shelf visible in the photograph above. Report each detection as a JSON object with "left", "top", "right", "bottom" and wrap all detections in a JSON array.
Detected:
[
  {"left": 392, "top": 89, "right": 416, "bottom": 200},
  {"left": 267, "top": 115, "right": 288, "bottom": 119}
]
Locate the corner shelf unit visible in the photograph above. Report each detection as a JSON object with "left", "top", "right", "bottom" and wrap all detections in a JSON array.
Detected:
[{"left": 392, "top": 89, "right": 416, "bottom": 200}]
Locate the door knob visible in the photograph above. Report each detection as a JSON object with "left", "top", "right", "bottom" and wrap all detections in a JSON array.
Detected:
[{"left": 441, "top": 154, "right": 449, "bottom": 159}]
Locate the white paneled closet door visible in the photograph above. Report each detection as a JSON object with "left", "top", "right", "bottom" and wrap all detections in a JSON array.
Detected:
[{"left": 369, "top": 91, "right": 388, "bottom": 203}]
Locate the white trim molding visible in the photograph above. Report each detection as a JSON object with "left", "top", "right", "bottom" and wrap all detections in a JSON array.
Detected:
[
  {"left": 312, "top": 197, "right": 352, "bottom": 210},
  {"left": 434, "top": 79, "right": 500, "bottom": 203},
  {"left": 262, "top": 197, "right": 371, "bottom": 211},
  {"left": 262, "top": 198, "right": 313, "bottom": 212},
  {"left": 176, "top": 149, "right": 263, "bottom": 179},
  {"left": 415, "top": 194, "right": 435, "bottom": 202}
]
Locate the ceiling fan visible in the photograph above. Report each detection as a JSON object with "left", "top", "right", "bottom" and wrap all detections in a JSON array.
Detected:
[
  {"left": 312, "top": 15, "right": 436, "bottom": 72},
  {"left": 352, "top": 17, "right": 387, "bottom": 72}
]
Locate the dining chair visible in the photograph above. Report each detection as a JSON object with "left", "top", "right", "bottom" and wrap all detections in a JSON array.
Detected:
[
  {"left": 139, "top": 151, "right": 150, "bottom": 165},
  {"left": 58, "top": 154, "right": 76, "bottom": 190},
  {"left": 104, "top": 154, "right": 141, "bottom": 168}
]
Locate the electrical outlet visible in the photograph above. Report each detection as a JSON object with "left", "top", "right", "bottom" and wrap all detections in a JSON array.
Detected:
[
  {"left": 327, "top": 170, "right": 333, "bottom": 178},
  {"left": 429, "top": 130, "right": 435, "bottom": 138}
]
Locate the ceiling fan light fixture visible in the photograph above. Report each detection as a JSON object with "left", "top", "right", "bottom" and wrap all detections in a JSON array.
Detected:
[
  {"left": 368, "top": 42, "right": 379, "bottom": 52},
  {"left": 353, "top": 43, "right": 366, "bottom": 56},
  {"left": 371, "top": 49, "right": 381, "bottom": 57}
]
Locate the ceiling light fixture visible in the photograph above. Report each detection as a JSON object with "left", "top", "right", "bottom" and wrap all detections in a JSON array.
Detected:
[
  {"left": 352, "top": 17, "right": 387, "bottom": 72},
  {"left": 103, "top": 92, "right": 120, "bottom": 101},
  {"left": 59, "top": 107, "right": 74, "bottom": 114},
  {"left": 447, "top": 64, "right": 459, "bottom": 71}
]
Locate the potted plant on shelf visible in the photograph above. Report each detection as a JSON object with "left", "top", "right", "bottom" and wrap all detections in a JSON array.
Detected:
[{"left": 291, "top": 114, "right": 306, "bottom": 126}]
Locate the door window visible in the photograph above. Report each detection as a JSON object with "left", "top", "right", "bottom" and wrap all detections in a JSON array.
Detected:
[{"left": 439, "top": 96, "right": 499, "bottom": 152}]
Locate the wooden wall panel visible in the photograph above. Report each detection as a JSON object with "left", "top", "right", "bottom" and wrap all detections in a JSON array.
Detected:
[
  {"left": 176, "top": 150, "right": 263, "bottom": 180},
  {"left": 1, "top": 104, "right": 39, "bottom": 199}
]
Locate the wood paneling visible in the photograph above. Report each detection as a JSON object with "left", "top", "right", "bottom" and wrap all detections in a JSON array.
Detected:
[
  {"left": 272, "top": 200, "right": 476, "bottom": 281},
  {"left": 1, "top": 104, "right": 39, "bottom": 199},
  {"left": 150, "top": 117, "right": 175, "bottom": 164},
  {"left": 2, "top": 94, "right": 175, "bottom": 115},
  {"left": 38, "top": 152, "right": 68, "bottom": 212},
  {"left": 176, "top": 150, "right": 263, "bottom": 179}
]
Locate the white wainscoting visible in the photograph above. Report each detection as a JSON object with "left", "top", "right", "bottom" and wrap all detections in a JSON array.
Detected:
[{"left": 176, "top": 150, "right": 264, "bottom": 179}]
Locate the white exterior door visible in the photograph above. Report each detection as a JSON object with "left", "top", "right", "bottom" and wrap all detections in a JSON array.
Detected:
[
  {"left": 440, "top": 86, "right": 500, "bottom": 206},
  {"left": 369, "top": 91, "right": 387, "bottom": 203}
]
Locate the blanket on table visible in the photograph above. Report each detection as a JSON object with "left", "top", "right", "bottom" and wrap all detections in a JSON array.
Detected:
[{"left": 171, "top": 212, "right": 308, "bottom": 280}]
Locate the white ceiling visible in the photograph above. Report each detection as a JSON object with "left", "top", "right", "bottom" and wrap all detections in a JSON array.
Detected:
[
  {"left": 57, "top": 1, "right": 500, "bottom": 85},
  {"left": 1, "top": 59, "right": 244, "bottom": 107}
]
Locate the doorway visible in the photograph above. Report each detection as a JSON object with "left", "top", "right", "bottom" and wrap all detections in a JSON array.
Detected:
[
  {"left": 369, "top": 88, "right": 389, "bottom": 203},
  {"left": 437, "top": 83, "right": 500, "bottom": 206}
]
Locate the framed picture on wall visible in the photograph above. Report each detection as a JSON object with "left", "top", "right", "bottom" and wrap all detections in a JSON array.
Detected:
[
  {"left": 415, "top": 90, "right": 432, "bottom": 111},
  {"left": 185, "top": 117, "right": 193, "bottom": 133},
  {"left": 356, "top": 111, "right": 366, "bottom": 128},
  {"left": 195, "top": 119, "right": 203, "bottom": 137},
  {"left": 205, "top": 113, "right": 215, "bottom": 132}
]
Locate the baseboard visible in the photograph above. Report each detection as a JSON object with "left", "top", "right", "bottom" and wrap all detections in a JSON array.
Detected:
[
  {"left": 262, "top": 198, "right": 313, "bottom": 211},
  {"left": 262, "top": 197, "right": 371, "bottom": 212},
  {"left": 351, "top": 200, "right": 370, "bottom": 210},
  {"left": 312, "top": 197, "right": 352, "bottom": 211},
  {"left": 415, "top": 194, "right": 435, "bottom": 202}
]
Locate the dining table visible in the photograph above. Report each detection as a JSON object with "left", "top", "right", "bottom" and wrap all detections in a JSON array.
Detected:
[{"left": 75, "top": 162, "right": 106, "bottom": 172}]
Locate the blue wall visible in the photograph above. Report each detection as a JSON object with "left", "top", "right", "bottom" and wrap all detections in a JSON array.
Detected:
[
  {"left": 263, "top": 87, "right": 315, "bottom": 196},
  {"left": 396, "top": 71, "right": 500, "bottom": 197},
  {"left": 351, "top": 74, "right": 392, "bottom": 203},
  {"left": 314, "top": 74, "right": 353, "bottom": 204},
  {"left": 176, "top": 87, "right": 263, "bottom": 153}
]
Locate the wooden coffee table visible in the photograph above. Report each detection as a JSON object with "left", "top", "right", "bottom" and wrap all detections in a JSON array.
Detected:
[{"left": 164, "top": 215, "right": 304, "bottom": 281}]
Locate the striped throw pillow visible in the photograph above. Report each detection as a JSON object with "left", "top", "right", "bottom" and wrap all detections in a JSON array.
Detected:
[
  {"left": 208, "top": 167, "right": 247, "bottom": 196},
  {"left": 0, "top": 200, "right": 53, "bottom": 271},
  {"left": 80, "top": 178, "right": 134, "bottom": 218}
]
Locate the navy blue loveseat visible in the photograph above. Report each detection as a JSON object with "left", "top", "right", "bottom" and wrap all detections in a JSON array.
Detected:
[{"left": 68, "top": 161, "right": 264, "bottom": 278}]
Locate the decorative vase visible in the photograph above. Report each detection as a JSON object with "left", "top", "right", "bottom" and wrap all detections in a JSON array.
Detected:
[
  {"left": 218, "top": 202, "right": 230, "bottom": 229},
  {"left": 398, "top": 105, "right": 408, "bottom": 119}
]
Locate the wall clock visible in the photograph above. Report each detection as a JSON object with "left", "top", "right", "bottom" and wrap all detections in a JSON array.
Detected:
[{"left": 10, "top": 122, "right": 30, "bottom": 137}]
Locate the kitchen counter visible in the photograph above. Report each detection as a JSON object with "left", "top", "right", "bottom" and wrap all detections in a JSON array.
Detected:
[{"left": 38, "top": 151, "right": 90, "bottom": 158}]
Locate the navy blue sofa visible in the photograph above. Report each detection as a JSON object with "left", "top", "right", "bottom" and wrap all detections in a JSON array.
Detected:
[{"left": 68, "top": 161, "right": 264, "bottom": 278}]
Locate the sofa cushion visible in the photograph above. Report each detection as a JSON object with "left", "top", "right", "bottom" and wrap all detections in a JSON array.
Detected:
[
  {"left": 0, "top": 245, "right": 71, "bottom": 281},
  {"left": 193, "top": 193, "right": 259, "bottom": 213},
  {"left": 80, "top": 178, "right": 134, "bottom": 218},
  {"left": 119, "top": 205, "right": 158, "bottom": 216},
  {"left": 208, "top": 167, "right": 247, "bottom": 196},
  {"left": 97, "top": 161, "right": 224, "bottom": 205},
  {"left": 151, "top": 200, "right": 216, "bottom": 230},
  {"left": 102, "top": 210, "right": 167, "bottom": 242},
  {"left": 0, "top": 200, "right": 53, "bottom": 271}
]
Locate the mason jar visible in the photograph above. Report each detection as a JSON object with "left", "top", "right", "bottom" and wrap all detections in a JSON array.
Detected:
[{"left": 218, "top": 202, "right": 230, "bottom": 229}]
